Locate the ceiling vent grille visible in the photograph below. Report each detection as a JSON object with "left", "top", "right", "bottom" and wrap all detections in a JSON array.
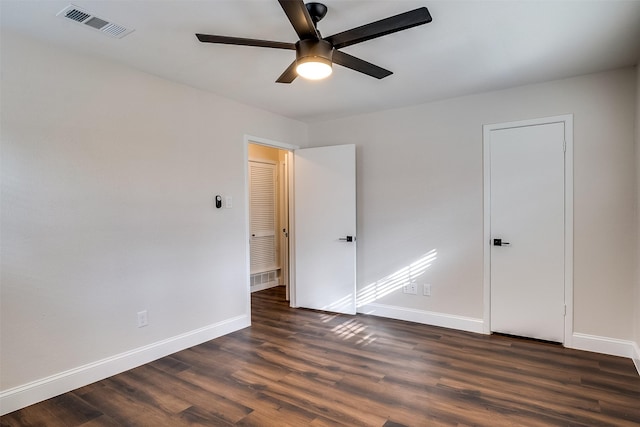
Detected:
[{"left": 57, "top": 5, "right": 134, "bottom": 39}]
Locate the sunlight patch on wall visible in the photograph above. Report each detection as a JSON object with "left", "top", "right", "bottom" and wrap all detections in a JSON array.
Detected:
[{"left": 357, "top": 249, "right": 438, "bottom": 307}]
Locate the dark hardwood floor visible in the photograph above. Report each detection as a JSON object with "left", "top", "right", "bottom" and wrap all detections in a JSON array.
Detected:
[{"left": 3, "top": 286, "right": 639, "bottom": 426}]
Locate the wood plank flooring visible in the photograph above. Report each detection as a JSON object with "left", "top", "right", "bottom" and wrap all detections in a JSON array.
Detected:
[{"left": 2, "top": 286, "right": 639, "bottom": 426}]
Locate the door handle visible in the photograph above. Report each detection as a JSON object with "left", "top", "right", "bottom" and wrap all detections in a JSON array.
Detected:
[
  {"left": 493, "top": 238, "right": 510, "bottom": 246},
  {"left": 339, "top": 235, "right": 355, "bottom": 242}
]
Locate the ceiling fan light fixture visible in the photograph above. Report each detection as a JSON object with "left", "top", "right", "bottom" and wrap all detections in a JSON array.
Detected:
[
  {"left": 296, "top": 57, "right": 332, "bottom": 80},
  {"left": 295, "top": 39, "right": 334, "bottom": 80}
]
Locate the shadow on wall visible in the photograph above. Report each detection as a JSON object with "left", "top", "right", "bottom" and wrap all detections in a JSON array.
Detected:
[{"left": 357, "top": 249, "right": 438, "bottom": 307}]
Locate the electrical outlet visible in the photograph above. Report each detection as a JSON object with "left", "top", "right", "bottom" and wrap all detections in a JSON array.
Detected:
[
  {"left": 403, "top": 281, "right": 418, "bottom": 295},
  {"left": 423, "top": 284, "right": 431, "bottom": 296},
  {"left": 137, "top": 310, "right": 148, "bottom": 328}
]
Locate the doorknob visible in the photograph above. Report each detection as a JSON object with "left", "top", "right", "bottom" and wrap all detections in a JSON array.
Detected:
[
  {"left": 493, "top": 238, "right": 510, "bottom": 246},
  {"left": 339, "top": 235, "right": 355, "bottom": 242}
]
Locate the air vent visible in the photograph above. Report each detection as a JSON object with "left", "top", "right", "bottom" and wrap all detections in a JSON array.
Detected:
[
  {"left": 56, "top": 5, "right": 134, "bottom": 39},
  {"left": 65, "top": 9, "right": 90, "bottom": 23}
]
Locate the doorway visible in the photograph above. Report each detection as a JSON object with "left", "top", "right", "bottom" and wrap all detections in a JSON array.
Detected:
[
  {"left": 483, "top": 115, "right": 574, "bottom": 345},
  {"left": 248, "top": 143, "right": 291, "bottom": 300},
  {"left": 245, "top": 137, "right": 358, "bottom": 315}
]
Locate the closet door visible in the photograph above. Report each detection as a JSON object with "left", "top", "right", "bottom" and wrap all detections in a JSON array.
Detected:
[
  {"left": 488, "top": 121, "right": 566, "bottom": 343},
  {"left": 249, "top": 161, "right": 278, "bottom": 274}
]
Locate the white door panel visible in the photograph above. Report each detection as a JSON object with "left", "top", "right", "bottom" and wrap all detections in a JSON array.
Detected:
[
  {"left": 294, "top": 145, "right": 356, "bottom": 315},
  {"left": 490, "top": 123, "right": 565, "bottom": 342}
]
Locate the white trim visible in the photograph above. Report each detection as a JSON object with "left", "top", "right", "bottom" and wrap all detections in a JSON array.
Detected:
[
  {"left": 632, "top": 341, "right": 640, "bottom": 376},
  {"left": 279, "top": 158, "right": 290, "bottom": 300},
  {"left": 244, "top": 135, "right": 300, "bottom": 151},
  {"left": 570, "top": 333, "right": 637, "bottom": 360},
  {"left": 0, "top": 315, "right": 250, "bottom": 415},
  {"left": 243, "top": 139, "right": 252, "bottom": 317},
  {"left": 482, "top": 114, "right": 574, "bottom": 344},
  {"left": 563, "top": 116, "right": 574, "bottom": 347},
  {"left": 287, "top": 150, "right": 297, "bottom": 307},
  {"left": 358, "top": 303, "right": 484, "bottom": 334},
  {"left": 482, "top": 125, "right": 492, "bottom": 334}
]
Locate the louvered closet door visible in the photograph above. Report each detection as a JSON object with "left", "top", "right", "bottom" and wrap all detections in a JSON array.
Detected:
[{"left": 249, "top": 161, "right": 278, "bottom": 274}]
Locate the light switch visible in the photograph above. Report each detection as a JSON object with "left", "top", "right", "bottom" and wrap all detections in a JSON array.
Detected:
[{"left": 225, "top": 196, "right": 233, "bottom": 208}]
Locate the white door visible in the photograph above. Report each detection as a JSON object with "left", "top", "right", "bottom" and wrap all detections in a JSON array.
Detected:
[
  {"left": 489, "top": 122, "right": 565, "bottom": 342},
  {"left": 294, "top": 144, "right": 356, "bottom": 315}
]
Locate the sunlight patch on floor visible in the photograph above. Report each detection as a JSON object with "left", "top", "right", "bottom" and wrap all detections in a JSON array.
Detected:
[{"left": 331, "top": 318, "right": 377, "bottom": 345}]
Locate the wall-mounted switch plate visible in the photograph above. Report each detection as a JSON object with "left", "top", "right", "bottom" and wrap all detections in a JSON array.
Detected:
[
  {"left": 423, "top": 284, "right": 431, "bottom": 296},
  {"left": 137, "top": 310, "right": 148, "bottom": 328},
  {"left": 225, "top": 196, "right": 233, "bottom": 208}
]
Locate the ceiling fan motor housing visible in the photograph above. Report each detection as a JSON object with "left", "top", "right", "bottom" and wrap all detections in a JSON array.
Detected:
[
  {"left": 305, "top": 2, "right": 328, "bottom": 24},
  {"left": 295, "top": 39, "right": 333, "bottom": 66}
]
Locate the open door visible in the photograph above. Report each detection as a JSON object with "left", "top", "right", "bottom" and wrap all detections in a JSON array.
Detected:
[{"left": 293, "top": 144, "right": 356, "bottom": 315}]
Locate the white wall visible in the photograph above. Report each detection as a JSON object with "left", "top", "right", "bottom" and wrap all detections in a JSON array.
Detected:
[
  {"left": 309, "top": 68, "right": 637, "bottom": 343},
  {"left": 0, "top": 31, "right": 307, "bottom": 411}
]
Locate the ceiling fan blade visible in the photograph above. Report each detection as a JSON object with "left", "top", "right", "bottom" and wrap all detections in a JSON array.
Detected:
[
  {"left": 196, "top": 34, "right": 295, "bottom": 50},
  {"left": 326, "top": 7, "right": 432, "bottom": 50},
  {"left": 276, "top": 60, "right": 298, "bottom": 84},
  {"left": 278, "top": 0, "right": 320, "bottom": 40},
  {"left": 332, "top": 50, "right": 392, "bottom": 79}
]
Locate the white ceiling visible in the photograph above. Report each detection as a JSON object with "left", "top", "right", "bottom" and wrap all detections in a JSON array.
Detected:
[{"left": 2, "top": 0, "right": 640, "bottom": 123}]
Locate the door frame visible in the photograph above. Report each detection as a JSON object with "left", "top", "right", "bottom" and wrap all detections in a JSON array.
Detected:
[
  {"left": 244, "top": 135, "right": 299, "bottom": 308},
  {"left": 482, "top": 115, "right": 573, "bottom": 346}
]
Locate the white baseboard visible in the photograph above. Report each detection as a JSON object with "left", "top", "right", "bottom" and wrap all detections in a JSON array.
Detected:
[
  {"left": 0, "top": 314, "right": 250, "bottom": 416},
  {"left": 250, "top": 281, "right": 280, "bottom": 293},
  {"left": 357, "top": 303, "right": 484, "bottom": 334},
  {"left": 358, "top": 306, "right": 639, "bottom": 377},
  {"left": 632, "top": 341, "right": 640, "bottom": 376},
  {"left": 570, "top": 332, "right": 637, "bottom": 361}
]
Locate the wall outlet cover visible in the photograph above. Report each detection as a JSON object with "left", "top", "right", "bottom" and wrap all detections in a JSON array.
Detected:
[{"left": 403, "top": 282, "right": 418, "bottom": 295}]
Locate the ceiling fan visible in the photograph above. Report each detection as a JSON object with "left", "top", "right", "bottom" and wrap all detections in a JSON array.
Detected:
[{"left": 195, "top": 0, "right": 432, "bottom": 83}]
